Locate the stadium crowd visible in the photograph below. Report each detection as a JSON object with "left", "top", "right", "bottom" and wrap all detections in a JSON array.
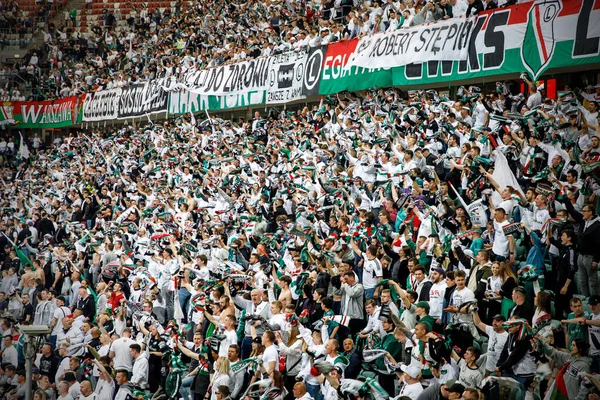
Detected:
[
  {"left": 1, "top": 70, "right": 600, "bottom": 400},
  {"left": 16, "top": 0, "right": 519, "bottom": 101},
  {"left": 2, "top": 0, "right": 600, "bottom": 400}
]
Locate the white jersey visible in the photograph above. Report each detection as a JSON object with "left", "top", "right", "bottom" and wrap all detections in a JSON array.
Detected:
[{"left": 362, "top": 255, "right": 383, "bottom": 290}]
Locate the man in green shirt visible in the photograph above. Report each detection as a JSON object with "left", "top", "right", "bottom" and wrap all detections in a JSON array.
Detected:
[{"left": 564, "top": 297, "right": 590, "bottom": 350}]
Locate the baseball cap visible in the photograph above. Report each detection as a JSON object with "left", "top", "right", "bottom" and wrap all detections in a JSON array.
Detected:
[
  {"left": 432, "top": 267, "right": 446, "bottom": 277},
  {"left": 445, "top": 382, "right": 465, "bottom": 394},
  {"left": 414, "top": 301, "right": 430, "bottom": 312},
  {"left": 492, "top": 314, "right": 507, "bottom": 322},
  {"left": 589, "top": 295, "right": 600, "bottom": 306},
  {"left": 400, "top": 364, "right": 421, "bottom": 379}
]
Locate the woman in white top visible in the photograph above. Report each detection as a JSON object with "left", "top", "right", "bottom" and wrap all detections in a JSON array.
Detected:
[
  {"left": 484, "top": 262, "right": 503, "bottom": 321},
  {"left": 210, "top": 357, "right": 231, "bottom": 400}
]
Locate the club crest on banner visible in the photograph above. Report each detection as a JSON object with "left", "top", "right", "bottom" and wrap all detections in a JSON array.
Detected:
[
  {"left": 0, "top": 102, "right": 16, "bottom": 126},
  {"left": 521, "top": 0, "right": 563, "bottom": 80}
]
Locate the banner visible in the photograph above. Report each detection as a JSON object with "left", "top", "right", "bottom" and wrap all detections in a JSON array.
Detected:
[
  {"left": 349, "top": 18, "right": 472, "bottom": 69},
  {"left": 168, "top": 90, "right": 265, "bottom": 114},
  {"left": 181, "top": 57, "right": 272, "bottom": 97},
  {"left": 82, "top": 88, "right": 120, "bottom": 122},
  {"left": 266, "top": 50, "right": 307, "bottom": 104},
  {"left": 16, "top": 96, "right": 82, "bottom": 128},
  {"left": 0, "top": 97, "right": 83, "bottom": 128},
  {"left": 0, "top": 102, "right": 16, "bottom": 126},
  {"left": 82, "top": 79, "right": 168, "bottom": 122},
  {"left": 317, "top": 39, "right": 393, "bottom": 95},
  {"left": 389, "top": 0, "right": 600, "bottom": 85},
  {"left": 118, "top": 79, "right": 169, "bottom": 119}
]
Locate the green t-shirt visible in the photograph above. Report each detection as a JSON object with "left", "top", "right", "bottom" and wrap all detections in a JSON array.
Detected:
[{"left": 567, "top": 311, "right": 590, "bottom": 349}]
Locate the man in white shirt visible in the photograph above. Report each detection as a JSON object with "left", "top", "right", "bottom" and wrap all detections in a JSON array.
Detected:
[
  {"left": 491, "top": 208, "right": 515, "bottom": 263},
  {"left": 447, "top": 270, "right": 476, "bottom": 333},
  {"left": 129, "top": 343, "right": 149, "bottom": 390},
  {"left": 398, "top": 365, "right": 424, "bottom": 398},
  {"left": 56, "top": 317, "right": 85, "bottom": 356},
  {"left": 1, "top": 336, "right": 18, "bottom": 367},
  {"left": 292, "top": 382, "right": 313, "bottom": 400},
  {"left": 109, "top": 328, "right": 136, "bottom": 373},
  {"left": 261, "top": 331, "right": 279, "bottom": 375},
  {"left": 473, "top": 311, "right": 508, "bottom": 375},
  {"left": 218, "top": 315, "right": 239, "bottom": 358},
  {"left": 359, "top": 300, "right": 382, "bottom": 339},
  {"left": 350, "top": 241, "right": 383, "bottom": 300},
  {"left": 428, "top": 268, "right": 448, "bottom": 327}
]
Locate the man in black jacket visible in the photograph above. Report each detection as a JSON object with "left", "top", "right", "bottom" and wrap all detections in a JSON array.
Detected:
[
  {"left": 564, "top": 202, "right": 600, "bottom": 297},
  {"left": 507, "top": 286, "right": 534, "bottom": 323},
  {"left": 75, "top": 286, "right": 95, "bottom": 322},
  {"left": 495, "top": 317, "right": 536, "bottom": 398}
]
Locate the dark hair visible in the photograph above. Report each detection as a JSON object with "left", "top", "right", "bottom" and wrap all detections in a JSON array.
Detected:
[
  {"left": 562, "top": 230, "right": 576, "bottom": 243},
  {"left": 413, "top": 265, "right": 425, "bottom": 274},
  {"left": 466, "top": 346, "right": 481, "bottom": 360},
  {"left": 454, "top": 270, "right": 466, "bottom": 279},
  {"left": 536, "top": 291, "right": 552, "bottom": 314},
  {"left": 229, "top": 344, "right": 240, "bottom": 355},
  {"left": 217, "top": 385, "right": 230, "bottom": 397},
  {"left": 573, "top": 338, "right": 589, "bottom": 357},
  {"left": 570, "top": 297, "right": 582, "bottom": 305},
  {"left": 321, "top": 297, "right": 333, "bottom": 309},
  {"left": 129, "top": 344, "right": 141, "bottom": 353}
]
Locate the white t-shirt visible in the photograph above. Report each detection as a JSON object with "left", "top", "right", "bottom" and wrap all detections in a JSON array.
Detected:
[
  {"left": 52, "top": 306, "right": 71, "bottom": 335},
  {"left": 362, "top": 255, "right": 383, "bottom": 290},
  {"left": 428, "top": 281, "right": 447, "bottom": 319},
  {"left": 111, "top": 337, "right": 136, "bottom": 372},
  {"left": 398, "top": 381, "right": 423, "bottom": 399},
  {"left": 457, "top": 359, "right": 484, "bottom": 389},
  {"left": 262, "top": 344, "right": 279, "bottom": 372},
  {"left": 451, "top": 287, "right": 475, "bottom": 325},
  {"left": 485, "top": 326, "right": 508, "bottom": 372},
  {"left": 218, "top": 329, "right": 239, "bottom": 358},
  {"left": 492, "top": 219, "right": 510, "bottom": 257}
]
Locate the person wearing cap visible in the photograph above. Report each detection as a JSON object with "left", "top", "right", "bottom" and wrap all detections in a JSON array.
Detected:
[
  {"left": 428, "top": 267, "right": 448, "bottom": 331},
  {"left": 398, "top": 364, "right": 424, "bottom": 398},
  {"left": 414, "top": 301, "right": 435, "bottom": 332},
  {"left": 473, "top": 308, "right": 508, "bottom": 376}
]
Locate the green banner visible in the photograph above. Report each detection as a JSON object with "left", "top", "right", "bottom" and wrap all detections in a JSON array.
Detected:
[{"left": 317, "top": 41, "right": 393, "bottom": 95}]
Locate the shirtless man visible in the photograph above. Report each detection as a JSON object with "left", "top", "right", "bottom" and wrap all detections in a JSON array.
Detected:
[{"left": 270, "top": 271, "right": 292, "bottom": 307}]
